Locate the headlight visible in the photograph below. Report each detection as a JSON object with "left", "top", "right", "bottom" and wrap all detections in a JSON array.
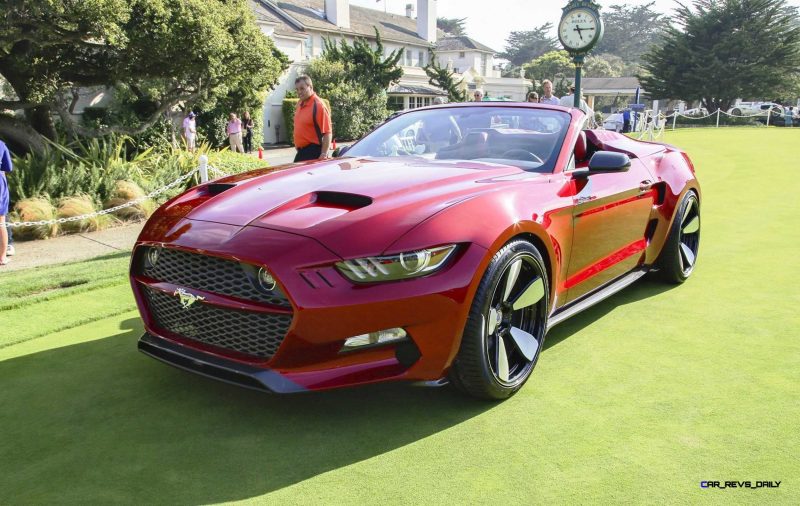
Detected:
[{"left": 336, "top": 245, "right": 457, "bottom": 283}]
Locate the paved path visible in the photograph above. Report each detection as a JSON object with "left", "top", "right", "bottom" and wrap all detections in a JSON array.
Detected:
[{"left": 2, "top": 222, "right": 144, "bottom": 273}]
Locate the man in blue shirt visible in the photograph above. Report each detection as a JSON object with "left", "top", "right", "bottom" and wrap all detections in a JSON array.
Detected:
[
  {"left": 0, "top": 140, "right": 12, "bottom": 265},
  {"left": 622, "top": 109, "right": 632, "bottom": 133}
]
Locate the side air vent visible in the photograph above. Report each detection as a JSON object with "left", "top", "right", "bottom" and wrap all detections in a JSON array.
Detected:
[
  {"left": 207, "top": 183, "right": 237, "bottom": 196},
  {"left": 315, "top": 191, "right": 372, "bottom": 209}
]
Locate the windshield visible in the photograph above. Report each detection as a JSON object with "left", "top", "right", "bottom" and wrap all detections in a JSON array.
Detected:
[{"left": 345, "top": 106, "right": 571, "bottom": 173}]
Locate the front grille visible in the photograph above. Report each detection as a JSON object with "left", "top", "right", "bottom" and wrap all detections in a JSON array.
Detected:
[
  {"left": 144, "top": 287, "right": 291, "bottom": 359},
  {"left": 140, "top": 247, "right": 290, "bottom": 308}
]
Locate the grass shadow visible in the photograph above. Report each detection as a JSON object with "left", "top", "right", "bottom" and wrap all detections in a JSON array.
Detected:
[{"left": 0, "top": 317, "right": 492, "bottom": 504}]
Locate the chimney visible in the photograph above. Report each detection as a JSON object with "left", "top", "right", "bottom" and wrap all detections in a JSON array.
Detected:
[
  {"left": 406, "top": 3, "right": 415, "bottom": 18},
  {"left": 417, "top": 0, "right": 436, "bottom": 43},
  {"left": 325, "top": 0, "right": 350, "bottom": 29}
]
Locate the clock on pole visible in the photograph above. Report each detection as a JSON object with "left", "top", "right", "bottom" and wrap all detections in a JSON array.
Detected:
[{"left": 558, "top": 1, "right": 604, "bottom": 108}]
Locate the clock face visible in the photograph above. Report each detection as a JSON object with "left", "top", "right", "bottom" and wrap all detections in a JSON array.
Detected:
[{"left": 559, "top": 8, "right": 600, "bottom": 52}]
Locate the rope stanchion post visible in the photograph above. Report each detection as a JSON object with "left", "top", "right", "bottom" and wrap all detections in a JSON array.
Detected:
[
  {"left": 716, "top": 109, "right": 721, "bottom": 128},
  {"left": 672, "top": 112, "right": 677, "bottom": 131},
  {"left": 199, "top": 155, "right": 209, "bottom": 183}
]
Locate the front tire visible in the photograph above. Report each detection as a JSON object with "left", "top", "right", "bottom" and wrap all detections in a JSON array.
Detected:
[
  {"left": 449, "top": 240, "right": 549, "bottom": 400},
  {"left": 656, "top": 191, "right": 700, "bottom": 283}
]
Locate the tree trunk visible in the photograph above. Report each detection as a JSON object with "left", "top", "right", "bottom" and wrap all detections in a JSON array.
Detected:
[
  {"left": 25, "top": 105, "right": 58, "bottom": 141},
  {"left": 0, "top": 115, "right": 47, "bottom": 156}
]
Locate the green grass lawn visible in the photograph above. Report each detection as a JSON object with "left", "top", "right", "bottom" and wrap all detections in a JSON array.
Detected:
[{"left": 0, "top": 128, "right": 798, "bottom": 504}]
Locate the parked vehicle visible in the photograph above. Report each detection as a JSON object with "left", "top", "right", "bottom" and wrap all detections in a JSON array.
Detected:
[
  {"left": 602, "top": 112, "right": 624, "bottom": 132},
  {"left": 729, "top": 102, "right": 783, "bottom": 116},
  {"left": 131, "top": 103, "right": 701, "bottom": 400}
]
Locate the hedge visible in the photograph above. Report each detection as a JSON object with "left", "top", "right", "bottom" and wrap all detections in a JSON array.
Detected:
[{"left": 282, "top": 97, "right": 331, "bottom": 144}]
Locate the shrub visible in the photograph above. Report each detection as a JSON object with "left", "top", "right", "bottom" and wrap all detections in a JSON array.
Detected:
[
  {"left": 57, "top": 195, "right": 115, "bottom": 233},
  {"left": 104, "top": 181, "right": 154, "bottom": 221},
  {"left": 327, "top": 84, "right": 389, "bottom": 141},
  {"left": 12, "top": 197, "right": 59, "bottom": 240}
]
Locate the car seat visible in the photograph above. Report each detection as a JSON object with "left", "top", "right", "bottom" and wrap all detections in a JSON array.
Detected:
[{"left": 436, "top": 131, "right": 489, "bottom": 160}]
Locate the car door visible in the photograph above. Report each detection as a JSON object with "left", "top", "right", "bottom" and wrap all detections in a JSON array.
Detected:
[{"left": 564, "top": 156, "right": 656, "bottom": 303}]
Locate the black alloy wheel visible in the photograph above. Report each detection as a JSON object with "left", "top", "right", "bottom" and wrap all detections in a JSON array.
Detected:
[{"left": 450, "top": 240, "right": 549, "bottom": 400}]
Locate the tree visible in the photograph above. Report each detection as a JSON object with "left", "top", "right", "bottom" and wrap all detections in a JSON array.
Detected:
[
  {"left": 321, "top": 28, "right": 403, "bottom": 98},
  {"left": 584, "top": 54, "right": 626, "bottom": 78},
  {"left": 595, "top": 2, "right": 670, "bottom": 64},
  {"left": 424, "top": 52, "right": 466, "bottom": 102},
  {"left": 640, "top": 0, "right": 800, "bottom": 113},
  {"left": 0, "top": 0, "right": 287, "bottom": 154},
  {"left": 523, "top": 50, "right": 574, "bottom": 82},
  {"left": 499, "top": 24, "right": 558, "bottom": 67},
  {"left": 303, "top": 58, "right": 389, "bottom": 140},
  {"left": 437, "top": 17, "right": 467, "bottom": 36}
]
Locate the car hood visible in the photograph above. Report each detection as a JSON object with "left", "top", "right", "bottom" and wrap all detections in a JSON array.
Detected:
[{"left": 185, "top": 157, "right": 525, "bottom": 258}]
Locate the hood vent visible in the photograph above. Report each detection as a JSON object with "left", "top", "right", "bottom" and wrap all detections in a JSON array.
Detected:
[
  {"left": 315, "top": 191, "right": 372, "bottom": 209},
  {"left": 207, "top": 182, "right": 237, "bottom": 196}
]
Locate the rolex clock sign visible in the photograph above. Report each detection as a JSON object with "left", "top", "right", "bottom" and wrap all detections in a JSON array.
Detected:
[{"left": 558, "top": 1, "right": 604, "bottom": 108}]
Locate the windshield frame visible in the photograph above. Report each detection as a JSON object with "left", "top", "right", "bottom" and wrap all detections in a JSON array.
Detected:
[{"left": 343, "top": 104, "right": 574, "bottom": 173}]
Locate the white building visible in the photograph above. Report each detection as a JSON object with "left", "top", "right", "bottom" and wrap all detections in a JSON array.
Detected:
[{"left": 249, "top": 0, "right": 530, "bottom": 143}]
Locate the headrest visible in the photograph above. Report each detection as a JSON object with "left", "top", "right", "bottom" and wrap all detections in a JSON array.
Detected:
[
  {"left": 574, "top": 131, "right": 587, "bottom": 162},
  {"left": 464, "top": 131, "right": 489, "bottom": 144}
]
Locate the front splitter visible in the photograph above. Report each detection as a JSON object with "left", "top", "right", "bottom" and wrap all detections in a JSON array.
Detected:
[{"left": 138, "top": 332, "right": 307, "bottom": 394}]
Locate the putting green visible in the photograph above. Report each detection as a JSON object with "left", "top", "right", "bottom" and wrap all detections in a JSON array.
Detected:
[{"left": 1, "top": 128, "right": 797, "bottom": 504}]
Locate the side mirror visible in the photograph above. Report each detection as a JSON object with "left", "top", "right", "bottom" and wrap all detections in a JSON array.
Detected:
[{"left": 575, "top": 151, "right": 631, "bottom": 177}]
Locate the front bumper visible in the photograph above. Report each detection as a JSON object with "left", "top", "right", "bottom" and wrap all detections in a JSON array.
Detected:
[{"left": 131, "top": 218, "right": 489, "bottom": 392}]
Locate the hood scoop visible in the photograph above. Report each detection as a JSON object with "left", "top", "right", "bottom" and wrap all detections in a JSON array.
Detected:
[
  {"left": 207, "top": 182, "right": 238, "bottom": 196},
  {"left": 256, "top": 191, "right": 372, "bottom": 229},
  {"left": 314, "top": 191, "right": 372, "bottom": 209}
]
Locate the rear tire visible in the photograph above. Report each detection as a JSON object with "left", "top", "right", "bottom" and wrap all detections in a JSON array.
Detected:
[
  {"left": 656, "top": 192, "right": 700, "bottom": 284},
  {"left": 449, "top": 240, "right": 549, "bottom": 400}
]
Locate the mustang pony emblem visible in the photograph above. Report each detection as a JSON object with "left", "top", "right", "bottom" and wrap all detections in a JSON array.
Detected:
[{"left": 173, "top": 288, "right": 205, "bottom": 309}]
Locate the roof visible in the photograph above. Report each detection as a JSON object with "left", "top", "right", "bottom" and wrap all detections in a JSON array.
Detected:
[
  {"left": 436, "top": 36, "right": 498, "bottom": 54},
  {"left": 581, "top": 77, "right": 643, "bottom": 94},
  {"left": 259, "top": 0, "right": 441, "bottom": 45},
  {"left": 388, "top": 84, "right": 448, "bottom": 96}
]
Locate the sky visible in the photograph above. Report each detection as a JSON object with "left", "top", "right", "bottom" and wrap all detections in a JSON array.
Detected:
[{"left": 351, "top": 0, "right": 800, "bottom": 53}]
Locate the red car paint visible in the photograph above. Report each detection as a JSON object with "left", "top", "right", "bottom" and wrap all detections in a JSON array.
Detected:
[{"left": 130, "top": 103, "right": 699, "bottom": 393}]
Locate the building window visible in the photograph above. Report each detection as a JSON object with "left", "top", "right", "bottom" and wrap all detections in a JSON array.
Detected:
[
  {"left": 482, "top": 54, "right": 488, "bottom": 76},
  {"left": 304, "top": 36, "right": 312, "bottom": 60},
  {"left": 388, "top": 96, "right": 404, "bottom": 112},
  {"left": 406, "top": 50, "right": 413, "bottom": 66},
  {"left": 459, "top": 51, "right": 465, "bottom": 58},
  {"left": 453, "top": 67, "right": 460, "bottom": 74},
  {"left": 418, "top": 50, "right": 425, "bottom": 67}
]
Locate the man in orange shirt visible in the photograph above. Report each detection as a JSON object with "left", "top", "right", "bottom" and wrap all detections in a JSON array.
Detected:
[{"left": 293, "top": 75, "right": 333, "bottom": 162}]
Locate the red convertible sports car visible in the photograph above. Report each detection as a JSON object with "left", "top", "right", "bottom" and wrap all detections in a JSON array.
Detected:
[{"left": 131, "top": 103, "right": 700, "bottom": 400}]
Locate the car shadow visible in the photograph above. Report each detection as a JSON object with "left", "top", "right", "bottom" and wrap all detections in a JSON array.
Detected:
[
  {"left": 544, "top": 278, "right": 679, "bottom": 350},
  {"left": 0, "top": 317, "right": 493, "bottom": 504}
]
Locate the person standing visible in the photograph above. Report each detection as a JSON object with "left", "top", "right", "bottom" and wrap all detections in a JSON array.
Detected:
[
  {"left": 538, "top": 80, "right": 560, "bottom": 105},
  {"left": 473, "top": 89, "right": 485, "bottom": 102},
  {"left": 0, "top": 139, "right": 12, "bottom": 266},
  {"left": 293, "top": 75, "right": 332, "bottom": 162},
  {"left": 526, "top": 91, "right": 539, "bottom": 103},
  {"left": 182, "top": 112, "right": 197, "bottom": 152},
  {"left": 242, "top": 111, "right": 255, "bottom": 153},
  {"left": 227, "top": 113, "right": 244, "bottom": 153},
  {"left": 622, "top": 108, "right": 632, "bottom": 133}
]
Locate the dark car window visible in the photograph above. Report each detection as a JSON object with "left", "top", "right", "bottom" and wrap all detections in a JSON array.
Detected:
[{"left": 345, "top": 106, "right": 571, "bottom": 173}]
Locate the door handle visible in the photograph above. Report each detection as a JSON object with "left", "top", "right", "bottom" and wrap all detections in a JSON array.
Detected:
[{"left": 639, "top": 180, "right": 653, "bottom": 193}]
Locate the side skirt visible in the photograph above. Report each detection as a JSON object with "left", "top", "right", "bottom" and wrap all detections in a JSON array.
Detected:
[{"left": 546, "top": 268, "right": 649, "bottom": 331}]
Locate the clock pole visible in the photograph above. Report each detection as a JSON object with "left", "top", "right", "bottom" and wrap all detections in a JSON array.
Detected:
[{"left": 573, "top": 54, "right": 584, "bottom": 109}]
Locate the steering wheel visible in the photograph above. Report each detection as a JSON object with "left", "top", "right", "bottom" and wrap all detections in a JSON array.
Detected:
[{"left": 500, "top": 149, "right": 544, "bottom": 164}]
